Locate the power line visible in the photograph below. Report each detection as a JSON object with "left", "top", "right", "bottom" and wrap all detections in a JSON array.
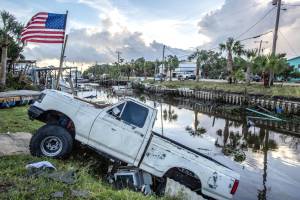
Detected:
[
  {"left": 239, "top": 31, "right": 272, "bottom": 42},
  {"left": 235, "top": 7, "right": 275, "bottom": 40},
  {"left": 163, "top": 30, "right": 273, "bottom": 60},
  {"left": 278, "top": 30, "right": 298, "bottom": 56},
  {"left": 284, "top": 4, "right": 300, "bottom": 7}
]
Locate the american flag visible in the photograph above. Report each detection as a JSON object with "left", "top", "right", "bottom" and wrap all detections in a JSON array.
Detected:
[{"left": 21, "top": 12, "right": 67, "bottom": 44}]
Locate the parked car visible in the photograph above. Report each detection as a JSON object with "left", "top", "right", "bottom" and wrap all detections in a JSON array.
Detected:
[
  {"left": 251, "top": 75, "right": 261, "bottom": 82},
  {"left": 28, "top": 90, "right": 240, "bottom": 199},
  {"left": 154, "top": 73, "right": 165, "bottom": 81},
  {"left": 177, "top": 72, "right": 196, "bottom": 80}
]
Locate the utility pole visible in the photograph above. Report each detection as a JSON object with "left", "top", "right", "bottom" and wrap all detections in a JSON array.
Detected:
[
  {"left": 254, "top": 40, "right": 268, "bottom": 55},
  {"left": 269, "top": 0, "right": 281, "bottom": 86},
  {"left": 272, "top": 0, "right": 281, "bottom": 55}
]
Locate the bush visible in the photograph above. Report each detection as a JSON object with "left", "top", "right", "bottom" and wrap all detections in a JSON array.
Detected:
[{"left": 4, "top": 74, "right": 39, "bottom": 91}]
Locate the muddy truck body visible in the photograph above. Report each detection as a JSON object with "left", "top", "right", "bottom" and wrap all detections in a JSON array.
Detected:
[{"left": 28, "top": 89, "right": 240, "bottom": 199}]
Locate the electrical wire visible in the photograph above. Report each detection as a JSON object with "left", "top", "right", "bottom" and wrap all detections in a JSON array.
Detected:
[
  {"left": 235, "top": 7, "right": 275, "bottom": 40},
  {"left": 278, "top": 30, "right": 298, "bottom": 56}
]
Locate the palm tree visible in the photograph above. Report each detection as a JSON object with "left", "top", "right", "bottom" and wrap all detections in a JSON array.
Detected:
[
  {"left": 188, "top": 49, "right": 209, "bottom": 81},
  {"left": 144, "top": 61, "right": 155, "bottom": 80},
  {"left": 244, "top": 49, "right": 258, "bottom": 85},
  {"left": 219, "top": 37, "right": 244, "bottom": 84},
  {"left": 0, "top": 11, "right": 22, "bottom": 86},
  {"left": 166, "top": 55, "right": 179, "bottom": 81},
  {"left": 253, "top": 53, "right": 288, "bottom": 87}
]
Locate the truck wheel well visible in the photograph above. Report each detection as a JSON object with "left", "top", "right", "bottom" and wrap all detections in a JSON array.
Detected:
[
  {"left": 164, "top": 167, "right": 202, "bottom": 195},
  {"left": 39, "top": 110, "right": 76, "bottom": 138}
]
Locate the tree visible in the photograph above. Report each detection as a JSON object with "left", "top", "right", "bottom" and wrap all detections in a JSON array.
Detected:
[
  {"left": 253, "top": 53, "right": 288, "bottom": 87},
  {"left": 219, "top": 37, "right": 244, "bottom": 84},
  {"left": 121, "top": 61, "right": 134, "bottom": 81},
  {"left": 143, "top": 61, "right": 155, "bottom": 79},
  {"left": 188, "top": 49, "right": 209, "bottom": 81},
  {"left": 0, "top": 10, "right": 23, "bottom": 86},
  {"left": 166, "top": 55, "right": 179, "bottom": 81},
  {"left": 244, "top": 49, "right": 258, "bottom": 85},
  {"left": 134, "top": 57, "right": 145, "bottom": 77}
]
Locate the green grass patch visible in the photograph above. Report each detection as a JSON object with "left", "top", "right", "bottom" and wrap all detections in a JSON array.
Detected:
[
  {"left": 145, "top": 80, "right": 300, "bottom": 98},
  {"left": 0, "top": 155, "right": 181, "bottom": 200},
  {"left": 0, "top": 106, "right": 43, "bottom": 133}
]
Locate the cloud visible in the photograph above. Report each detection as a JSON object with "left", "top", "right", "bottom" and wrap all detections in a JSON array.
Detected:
[
  {"left": 197, "top": 0, "right": 300, "bottom": 57},
  {"left": 24, "top": 25, "right": 190, "bottom": 65}
]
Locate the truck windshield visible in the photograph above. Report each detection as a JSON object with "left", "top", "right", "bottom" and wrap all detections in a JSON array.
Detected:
[{"left": 121, "top": 101, "right": 148, "bottom": 128}]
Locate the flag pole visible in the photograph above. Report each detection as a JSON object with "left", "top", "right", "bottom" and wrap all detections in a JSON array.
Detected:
[{"left": 56, "top": 10, "right": 68, "bottom": 90}]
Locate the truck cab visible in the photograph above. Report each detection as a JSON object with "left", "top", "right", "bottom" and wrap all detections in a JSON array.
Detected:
[{"left": 86, "top": 98, "right": 157, "bottom": 166}]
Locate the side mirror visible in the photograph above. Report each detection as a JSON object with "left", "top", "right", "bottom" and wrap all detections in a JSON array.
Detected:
[{"left": 112, "top": 107, "right": 121, "bottom": 117}]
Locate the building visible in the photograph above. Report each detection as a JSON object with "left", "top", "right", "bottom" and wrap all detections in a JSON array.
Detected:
[
  {"left": 288, "top": 56, "right": 300, "bottom": 72},
  {"left": 158, "top": 62, "right": 196, "bottom": 76}
]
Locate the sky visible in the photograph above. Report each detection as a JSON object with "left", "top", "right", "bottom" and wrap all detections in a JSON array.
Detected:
[{"left": 1, "top": 0, "right": 300, "bottom": 68}]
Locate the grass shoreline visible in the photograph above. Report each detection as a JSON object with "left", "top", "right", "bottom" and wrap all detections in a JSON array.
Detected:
[
  {"left": 0, "top": 155, "right": 180, "bottom": 200},
  {"left": 143, "top": 80, "right": 300, "bottom": 99}
]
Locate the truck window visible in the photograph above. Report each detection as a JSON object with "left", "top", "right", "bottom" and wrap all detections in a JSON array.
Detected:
[{"left": 121, "top": 101, "right": 148, "bottom": 128}]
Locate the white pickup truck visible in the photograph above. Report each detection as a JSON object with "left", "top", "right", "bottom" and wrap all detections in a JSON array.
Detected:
[{"left": 28, "top": 89, "right": 239, "bottom": 199}]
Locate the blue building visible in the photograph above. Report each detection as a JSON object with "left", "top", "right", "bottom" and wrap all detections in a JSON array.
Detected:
[{"left": 288, "top": 56, "right": 300, "bottom": 72}]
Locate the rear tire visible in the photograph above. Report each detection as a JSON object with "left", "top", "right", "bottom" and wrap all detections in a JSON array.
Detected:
[{"left": 29, "top": 124, "right": 73, "bottom": 158}]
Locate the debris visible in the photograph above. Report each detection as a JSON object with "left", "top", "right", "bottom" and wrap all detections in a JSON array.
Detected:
[
  {"left": 45, "top": 170, "right": 76, "bottom": 184},
  {"left": 51, "top": 191, "right": 64, "bottom": 198},
  {"left": 246, "top": 108, "right": 284, "bottom": 121},
  {"left": 26, "top": 161, "right": 76, "bottom": 184},
  {"left": 71, "top": 189, "right": 90, "bottom": 198},
  {"left": 26, "top": 161, "right": 56, "bottom": 170},
  {"left": 0, "top": 181, "right": 14, "bottom": 193}
]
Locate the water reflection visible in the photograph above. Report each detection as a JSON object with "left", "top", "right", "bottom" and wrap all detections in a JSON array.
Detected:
[
  {"left": 163, "top": 105, "right": 178, "bottom": 122},
  {"left": 78, "top": 87, "right": 300, "bottom": 200}
]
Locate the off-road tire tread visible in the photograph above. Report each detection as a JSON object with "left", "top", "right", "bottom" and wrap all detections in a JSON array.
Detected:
[{"left": 29, "top": 124, "right": 73, "bottom": 158}]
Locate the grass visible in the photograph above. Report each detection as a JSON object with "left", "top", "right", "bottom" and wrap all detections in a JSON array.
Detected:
[
  {"left": 0, "top": 106, "right": 43, "bottom": 133},
  {"left": 0, "top": 154, "right": 181, "bottom": 200},
  {"left": 144, "top": 80, "right": 300, "bottom": 98},
  {"left": 0, "top": 106, "right": 183, "bottom": 200}
]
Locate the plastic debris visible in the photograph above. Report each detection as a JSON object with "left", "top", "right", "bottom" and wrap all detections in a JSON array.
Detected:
[
  {"left": 26, "top": 161, "right": 76, "bottom": 184},
  {"left": 26, "top": 161, "right": 56, "bottom": 170}
]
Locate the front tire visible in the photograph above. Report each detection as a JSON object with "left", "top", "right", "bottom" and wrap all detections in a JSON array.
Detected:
[{"left": 30, "top": 124, "right": 73, "bottom": 158}]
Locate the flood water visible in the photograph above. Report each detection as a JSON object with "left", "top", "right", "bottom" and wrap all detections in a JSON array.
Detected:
[{"left": 78, "top": 86, "right": 300, "bottom": 200}]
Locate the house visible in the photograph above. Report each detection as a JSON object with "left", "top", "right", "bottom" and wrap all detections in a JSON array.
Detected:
[
  {"left": 288, "top": 56, "right": 300, "bottom": 72},
  {"left": 158, "top": 62, "right": 196, "bottom": 77}
]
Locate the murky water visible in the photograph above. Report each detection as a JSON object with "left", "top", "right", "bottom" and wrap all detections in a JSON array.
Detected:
[{"left": 77, "top": 86, "right": 300, "bottom": 200}]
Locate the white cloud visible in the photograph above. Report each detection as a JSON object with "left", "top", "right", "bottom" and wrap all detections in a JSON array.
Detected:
[{"left": 197, "top": 0, "right": 300, "bottom": 58}]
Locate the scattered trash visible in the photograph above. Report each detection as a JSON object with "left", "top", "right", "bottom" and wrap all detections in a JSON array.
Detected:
[
  {"left": 26, "top": 161, "right": 56, "bottom": 170},
  {"left": 26, "top": 161, "right": 76, "bottom": 184},
  {"left": 45, "top": 170, "right": 76, "bottom": 184},
  {"left": 71, "top": 189, "right": 90, "bottom": 198},
  {"left": 51, "top": 191, "right": 64, "bottom": 198}
]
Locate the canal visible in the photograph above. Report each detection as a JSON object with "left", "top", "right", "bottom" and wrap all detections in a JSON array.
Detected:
[{"left": 78, "top": 86, "right": 300, "bottom": 200}]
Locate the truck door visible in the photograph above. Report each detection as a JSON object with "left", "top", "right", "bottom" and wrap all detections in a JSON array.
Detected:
[{"left": 88, "top": 100, "right": 151, "bottom": 164}]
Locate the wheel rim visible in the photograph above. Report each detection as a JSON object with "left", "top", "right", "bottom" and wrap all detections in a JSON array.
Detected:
[{"left": 40, "top": 136, "right": 63, "bottom": 157}]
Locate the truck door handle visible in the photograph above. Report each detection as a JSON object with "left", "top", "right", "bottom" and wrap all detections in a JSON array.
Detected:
[{"left": 111, "top": 128, "right": 116, "bottom": 131}]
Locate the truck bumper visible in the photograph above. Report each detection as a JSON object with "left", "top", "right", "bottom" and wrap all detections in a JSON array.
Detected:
[{"left": 28, "top": 105, "right": 44, "bottom": 120}]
